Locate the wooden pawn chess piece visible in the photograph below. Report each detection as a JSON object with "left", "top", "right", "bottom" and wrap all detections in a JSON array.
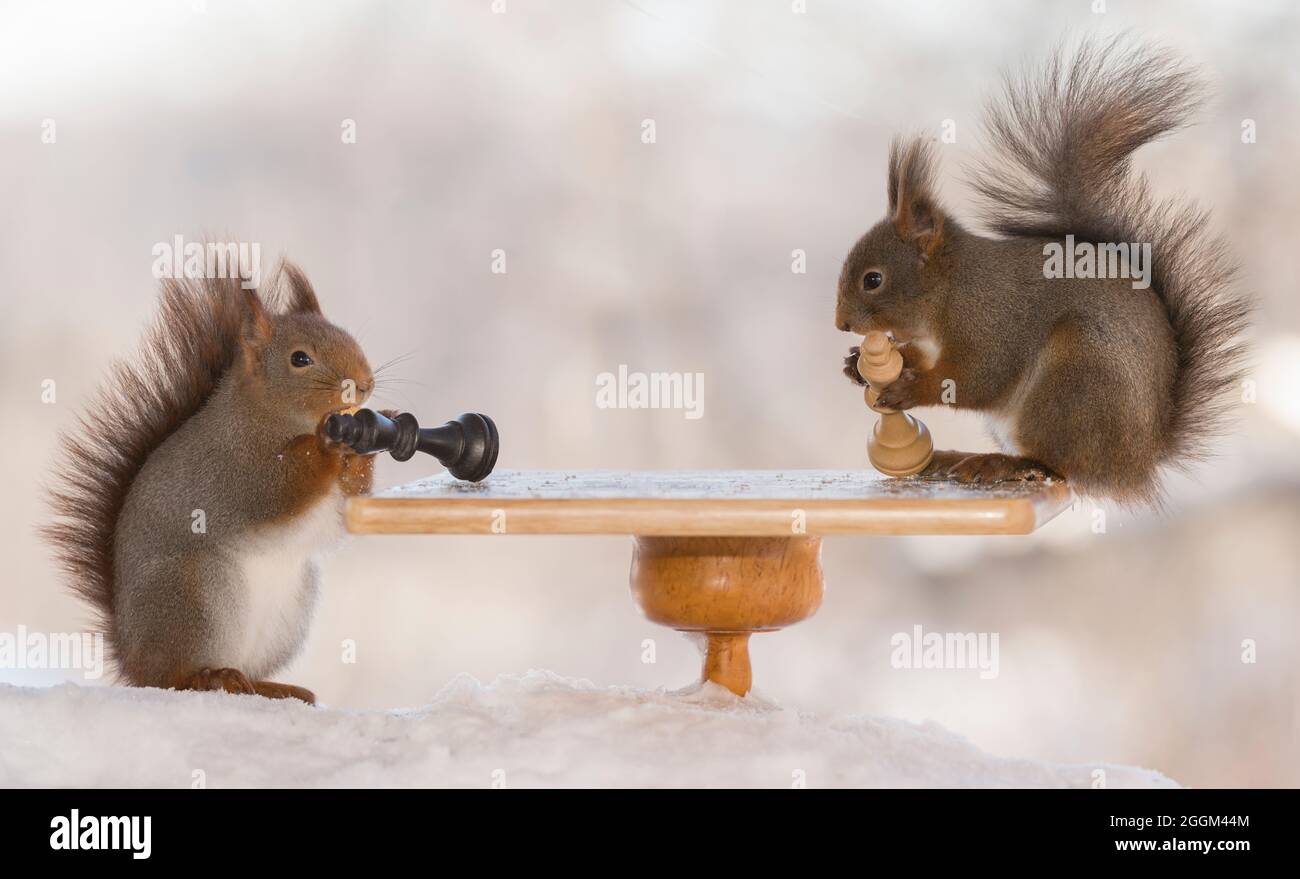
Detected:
[{"left": 857, "top": 331, "right": 934, "bottom": 476}]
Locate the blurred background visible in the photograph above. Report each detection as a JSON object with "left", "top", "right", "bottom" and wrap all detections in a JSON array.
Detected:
[{"left": 2, "top": 0, "right": 1297, "bottom": 787}]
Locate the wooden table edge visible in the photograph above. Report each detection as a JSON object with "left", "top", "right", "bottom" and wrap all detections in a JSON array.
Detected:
[{"left": 346, "top": 482, "right": 1072, "bottom": 536}]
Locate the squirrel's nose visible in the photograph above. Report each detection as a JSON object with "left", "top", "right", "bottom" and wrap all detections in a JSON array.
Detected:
[{"left": 836, "top": 319, "right": 850, "bottom": 332}]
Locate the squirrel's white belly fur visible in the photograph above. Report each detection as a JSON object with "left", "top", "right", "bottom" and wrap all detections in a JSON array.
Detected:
[
  {"left": 984, "top": 347, "right": 1048, "bottom": 457},
  {"left": 909, "top": 336, "right": 942, "bottom": 370},
  {"left": 229, "top": 487, "right": 346, "bottom": 677}
]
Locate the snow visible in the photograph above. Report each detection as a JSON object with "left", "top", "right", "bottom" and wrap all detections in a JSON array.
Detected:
[{"left": 0, "top": 671, "right": 1177, "bottom": 788}]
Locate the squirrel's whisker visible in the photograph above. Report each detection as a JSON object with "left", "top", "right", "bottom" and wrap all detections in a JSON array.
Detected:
[{"left": 372, "top": 351, "right": 417, "bottom": 375}]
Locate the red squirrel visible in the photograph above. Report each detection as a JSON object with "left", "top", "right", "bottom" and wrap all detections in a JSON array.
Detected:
[
  {"left": 836, "top": 38, "right": 1250, "bottom": 505},
  {"left": 45, "top": 263, "right": 385, "bottom": 703}
]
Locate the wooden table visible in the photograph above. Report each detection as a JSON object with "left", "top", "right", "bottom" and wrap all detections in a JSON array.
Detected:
[{"left": 347, "top": 470, "right": 1071, "bottom": 696}]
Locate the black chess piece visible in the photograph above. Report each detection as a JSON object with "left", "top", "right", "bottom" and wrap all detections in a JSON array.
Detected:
[{"left": 324, "top": 408, "right": 499, "bottom": 482}]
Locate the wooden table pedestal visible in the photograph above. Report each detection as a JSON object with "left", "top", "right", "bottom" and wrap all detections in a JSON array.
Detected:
[{"left": 630, "top": 535, "right": 823, "bottom": 695}]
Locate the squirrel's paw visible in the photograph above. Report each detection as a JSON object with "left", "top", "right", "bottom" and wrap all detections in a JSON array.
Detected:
[
  {"left": 843, "top": 347, "right": 867, "bottom": 386},
  {"left": 182, "top": 667, "right": 257, "bottom": 696},
  {"left": 252, "top": 680, "right": 317, "bottom": 704},
  {"left": 945, "top": 453, "right": 1057, "bottom": 485},
  {"left": 872, "top": 368, "right": 920, "bottom": 410}
]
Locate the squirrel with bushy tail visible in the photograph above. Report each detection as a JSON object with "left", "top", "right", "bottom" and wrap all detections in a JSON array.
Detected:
[
  {"left": 45, "top": 263, "right": 389, "bottom": 703},
  {"left": 836, "top": 37, "right": 1250, "bottom": 505}
]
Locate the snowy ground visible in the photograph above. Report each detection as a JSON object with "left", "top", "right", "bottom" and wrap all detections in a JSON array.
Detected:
[{"left": 0, "top": 671, "right": 1176, "bottom": 788}]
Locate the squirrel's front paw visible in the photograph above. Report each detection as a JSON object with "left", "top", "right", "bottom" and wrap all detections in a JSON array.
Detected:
[
  {"left": 872, "top": 368, "right": 920, "bottom": 410},
  {"left": 843, "top": 347, "right": 867, "bottom": 386}
]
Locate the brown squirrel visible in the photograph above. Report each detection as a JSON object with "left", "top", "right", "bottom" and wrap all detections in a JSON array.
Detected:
[
  {"left": 45, "top": 262, "right": 383, "bottom": 703},
  {"left": 836, "top": 38, "right": 1250, "bottom": 505}
]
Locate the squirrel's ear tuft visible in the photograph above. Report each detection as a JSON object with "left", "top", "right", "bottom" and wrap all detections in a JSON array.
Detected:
[
  {"left": 889, "top": 136, "right": 946, "bottom": 261},
  {"left": 902, "top": 195, "right": 945, "bottom": 261},
  {"left": 282, "top": 263, "right": 322, "bottom": 314},
  {"left": 240, "top": 289, "right": 273, "bottom": 352}
]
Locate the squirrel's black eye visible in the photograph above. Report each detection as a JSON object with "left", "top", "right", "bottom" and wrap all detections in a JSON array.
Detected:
[
  {"left": 864, "top": 271, "right": 884, "bottom": 291},
  {"left": 290, "top": 351, "right": 313, "bottom": 368}
]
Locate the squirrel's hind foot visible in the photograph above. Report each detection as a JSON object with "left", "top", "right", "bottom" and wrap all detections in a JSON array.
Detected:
[
  {"left": 172, "top": 668, "right": 315, "bottom": 703},
  {"left": 943, "top": 453, "right": 1059, "bottom": 486},
  {"left": 177, "top": 667, "right": 257, "bottom": 696},
  {"left": 252, "top": 681, "right": 317, "bottom": 704}
]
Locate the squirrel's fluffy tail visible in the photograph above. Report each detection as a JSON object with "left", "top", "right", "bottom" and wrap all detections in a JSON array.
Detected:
[
  {"left": 971, "top": 35, "right": 1251, "bottom": 469},
  {"left": 43, "top": 274, "right": 253, "bottom": 655}
]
